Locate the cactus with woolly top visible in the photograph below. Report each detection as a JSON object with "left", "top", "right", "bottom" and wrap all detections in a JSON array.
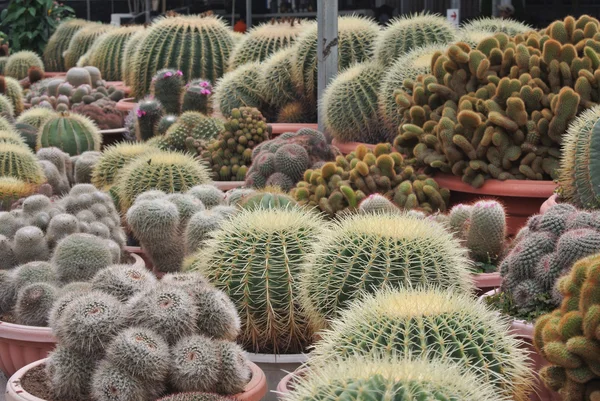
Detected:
[
  {"left": 14, "top": 282, "right": 58, "bottom": 326},
  {"left": 91, "top": 142, "right": 158, "bottom": 190},
  {"left": 74, "top": 151, "right": 101, "bottom": 184},
  {"left": 0, "top": 177, "right": 39, "bottom": 210},
  {"left": 5, "top": 51, "right": 44, "bottom": 80},
  {"left": 52, "top": 233, "right": 115, "bottom": 284},
  {"left": 0, "top": 143, "right": 45, "bottom": 184},
  {"left": 374, "top": 13, "right": 457, "bottom": 66},
  {"left": 182, "top": 79, "right": 213, "bottom": 114},
  {"left": 0, "top": 94, "right": 14, "bottom": 119},
  {"left": 188, "top": 206, "right": 326, "bottom": 354},
  {"left": 87, "top": 26, "right": 144, "bottom": 81},
  {"left": 121, "top": 28, "right": 147, "bottom": 86},
  {"left": 134, "top": 97, "right": 164, "bottom": 141},
  {"left": 44, "top": 19, "right": 90, "bottom": 72},
  {"left": 130, "top": 14, "right": 234, "bottom": 98},
  {"left": 0, "top": 76, "right": 24, "bottom": 115},
  {"left": 151, "top": 69, "right": 185, "bottom": 115},
  {"left": 214, "top": 62, "right": 265, "bottom": 118},
  {"left": 46, "top": 345, "right": 97, "bottom": 399},
  {"left": 300, "top": 213, "right": 472, "bottom": 329},
  {"left": 114, "top": 150, "right": 212, "bottom": 212},
  {"left": 38, "top": 112, "right": 101, "bottom": 156},
  {"left": 184, "top": 209, "right": 226, "bottom": 253},
  {"left": 63, "top": 23, "right": 115, "bottom": 70},
  {"left": 322, "top": 61, "right": 386, "bottom": 144}
]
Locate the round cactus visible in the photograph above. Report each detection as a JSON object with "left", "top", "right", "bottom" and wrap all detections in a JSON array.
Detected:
[
  {"left": 91, "top": 264, "right": 156, "bottom": 302},
  {"left": 38, "top": 112, "right": 102, "bottom": 156},
  {"left": 134, "top": 97, "right": 164, "bottom": 141},
  {"left": 12, "top": 261, "right": 56, "bottom": 291},
  {"left": 46, "top": 345, "right": 96, "bottom": 400},
  {"left": 239, "top": 188, "right": 297, "bottom": 210},
  {"left": 131, "top": 15, "right": 234, "bottom": 98},
  {"left": 0, "top": 177, "right": 38, "bottom": 210},
  {"left": 156, "top": 114, "right": 179, "bottom": 135},
  {"left": 214, "top": 62, "right": 264, "bottom": 118},
  {"left": 169, "top": 335, "right": 220, "bottom": 393},
  {"left": 310, "top": 288, "right": 533, "bottom": 401},
  {"left": 52, "top": 233, "right": 114, "bottom": 284},
  {"left": 14, "top": 282, "right": 58, "bottom": 326},
  {"left": 43, "top": 19, "right": 90, "bottom": 72},
  {"left": 87, "top": 26, "right": 144, "bottom": 81},
  {"left": 121, "top": 28, "right": 147, "bottom": 85},
  {"left": 182, "top": 79, "right": 213, "bottom": 114},
  {"left": 184, "top": 209, "right": 225, "bottom": 253},
  {"left": 358, "top": 193, "right": 399, "bottom": 214},
  {"left": 5, "top": 51, "right": 44, "bottom": 80},
  {"left": 16, "top": 107, "right": 57, "bottom": 129},
  {"left": 114, "top": 150, "right": 212, "bottom": 212},
  {"left": 461, "top": 17, "right": 532, "bottom": 37},
  {"left": 151, "top": 68, "right": 185, "bottom": 115},
  {"left": 260, "top": 47, "right": 299, "bottom": 110},
  {"left": 92, "top": 360, "right": 164, "bottom": 401},
  {"left": 0, "top": 129, "right": 26, "bottom": 148},
  {"left": 188, "top": 206, "right": 326, "bottom": 354},
  {"left": 0, "top": 76, "right": 24, "bottom": 115},
  {"left": 0, "top": 94, "right": 14, "bottom": 119},
  {"left": 165, "top": 111, "right": 220, "bottom": 151},
  {"left": 63, "top": 23, "right": 115, "bottom": 70},
  {"left": 187, "top": 184, "right": 225, "bottom": 208},
  {"left": 65, "top": 66, "right": 92, "bottom": 87},
  {"left": 374, "top": 13, "right": 457, "bottom": 66},
  {"left": 300, "top": 212, "right": 472, "bottom": 329},
  {"left": 13, "top": 226, "right": 50, "bottom": 264},
  {"left": 74, "top": 151, "right": 101, "bottom": 184}
]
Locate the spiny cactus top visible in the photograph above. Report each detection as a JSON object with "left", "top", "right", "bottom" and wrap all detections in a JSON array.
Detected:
[
  {"left": 461, "top": 17, "right": 533, "bottom": 37},
  {"left": 0, "top": 143, "right": 46, "bottom": 184},
  {"left": 4, "top": 51, "right": 44, "bottom": 80},
  {"left": 63, "top": 23, "right": 115, "bottom": 70},
  {"left": 86, "top": 26, "right": 144, "bottom": 82},
  {"left": 43, "top": 19, "right": 90, "bottom": 72},
  {"left": 310, "top": 288, "right": 534, "bottom": 401}
]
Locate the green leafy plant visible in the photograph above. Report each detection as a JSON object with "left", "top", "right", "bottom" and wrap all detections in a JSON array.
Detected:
[{"left": 0, "top": 0, "right": 75, "bottom": 54}]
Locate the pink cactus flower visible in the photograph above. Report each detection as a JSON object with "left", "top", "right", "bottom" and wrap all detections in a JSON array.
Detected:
[
  {"left": 176, "top": 70, "right": 183, "bottom": 76},
  {"left": 136, "top": 109, "right": 146, "bottom": 118},
  {"left": 201, "top": 89, "right": 211, "bottom": 96}
]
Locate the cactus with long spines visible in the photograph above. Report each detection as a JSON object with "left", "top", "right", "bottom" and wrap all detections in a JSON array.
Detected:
[
  {"left": 90, "top": 264, "right": 156, "bottom": 302},
  {"left": 44, "top": 19, "right": 90, "bottom": 72},
  {"left": 0, "top": 76, "right": 24, "bottom": 115},
  {"left": 0, "top": 94, "right": 14, "bottom": 119},
  {"left": 461, "top": 17, "right": 533, "bottom": 37},
  {"left": 0, "top": 129, "right": 27, "bottom": 148},
  {"left": 64, "top": 23, "right": 115, "bottom": 70},
  {"left": 5, "top": 51, "right": 44, "bottom": 80},
  {"left": 165, "top": 111, "right": 222, "bottom": 152},
  {"left": 91, "top": 142, "right": 158, "bottom": 191},
  {"left": 188, "top": 206, "right": 326, "bottom": 354},
  {"left": 121, "top": 28, "right": 147, "bottom": 85},
  {"left": 131, "top": 14, "right": 234, "bottom": 98},
  {"left": 38, "top": 112, "right": 102, "bottom": 156},
  {"left": 0, "top": 177, "right": 38, "bottom": 210},
  {"left": 16, "top": 107, "right": 57, "bottom": 130},
  {"left": 92, "top": 359, "right": 165, "bottom": 401},
  {"left": 14, "top": 282, "right": 58, "bottom": 326},
  {"left": 259, "top": 47, "right": 300, "bottom": 111},
  {"left": 46, "top": 345, "right": 97, "bottom": 400},
  {"left": 0, "top": 143, "right": 47, "bottom": 183},
  {"left": 86, "top": 26, "right": 143, "bottom": 81},
  {"left": 214, "top": 62, "right": 265, "bottom": 118},
  {"left": 300, "top": 212, "right": 472, "bottom": 329}
]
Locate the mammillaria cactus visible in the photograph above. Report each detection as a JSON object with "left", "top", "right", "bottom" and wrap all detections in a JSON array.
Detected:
[
  {"left": 0, "top": 143, "right": 46, "bottom": 184},
  {"left": 188, "top": 206, "right": 326, "bottom": 354},
  {"left": 214, "top": 62, "right": 265, "bottom": 118},
  {"left": 38, "top": 112, "right": 101, "bottom": 156},
  {"left": 374, "top": 13, "right": 457, "bottom": 66},
  {"left": 283, "top": 356, "right": 507, "bottom": 401},
  {"left": 74, "top": 151, "right": 101, "bottom": 184},
  {"left": 43, "top": 19, "right": 90, "bottom": 72},
  {"left": 63, "top": 23, "right": 115, "bottom": 70},
  {"left": 14, "top": 282, "right": 58, "bottom": 326},
  {"left": 91, "top": 142, "right": 158, "bottom": 190},
  {"left": 0, "top": 76, "right": 24, "bottom": 115},
  {"left": 130, "top": 14, "right": 234, "bottom": 98},
  {"left": 322, "top": 61, "right": 386, "bottom": 144},
  {"left": 300, "top": 212, "right": 472, "bottom": 329},
  {"left": 52, "top": 233, "right": 115, "bottom": 284},
  {"left": 4, "top": 51, "right": 44, "bottom": 80},
  {"left": 134, "top": 97, "right": 164, "bottom": 140},
  {"left": 152, "top": 69, "right": 185, "bottom": 115},
  {"left": 86, "top": 26, "right": 144, "bottom": 81},
  {"left": 182, "top": 79, "right": 213, "bottom": 114}
]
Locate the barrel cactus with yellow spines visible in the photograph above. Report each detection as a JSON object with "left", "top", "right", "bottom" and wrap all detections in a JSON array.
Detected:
[
  {"left": 64, "top": 23, "right": 115, "bottom": 70},
  {"left": 131, "top": 14, "right": 234, "bottom": 98},
  {"left": 0, "top": 130, "right": 27, "bottom": 148},
  {"left": 187, "top": 206, "right": 326, "bottom": 354},
  {"left": 44, "top": 19, "right": 91, "bottom": 72},
  {"left": 5, "top": 51, "right": 44, "bottom": 80},
  {"left": 461, "top": 17, "right": 532, "bottom": 37},
  {"left": 0, "top": 76, "right": 24, "bottom": 116},
  {"left": 300, "top": 212, "right": 472, "bottom": 329},
  {"left": 38, "top": 112, "right": 102, "bottom": 156},
  {"left": 0, "top": 94, "right": 14, "bottom": 120},
  {"left": 91, "top": 142, "right": 158, "bottom": 191},
  {"left": 374, "top": 13, "right": 457, "bottom": 66},
  {"left": 310, "top": 289, "right": 534, "bottom": 401},
  {"left": 114, "top": 150, "right": 212, "bottom": 212},
  {"left": 260, "top": 46, "right": 300, "bottom": 111},
  {"left": 121, "top": 28, "right": 148, "bottom": 86},
  {"left": 0, "top": 143, "right": 46, "bottom": 184},
  {"left": 87, "top": 26, "right": 144, "bottom": 81},
  {"left": 0, "top": 177, "right": 38, "bottom": 210},
  {"left": 229, "top": 18, "right": 306, "bottom": 69},
  {"left": 16, "top": 108, "right": 57, "bottom": 129},
  {"left": 214, "top": 62, "right": 265, "bottom": 118}
]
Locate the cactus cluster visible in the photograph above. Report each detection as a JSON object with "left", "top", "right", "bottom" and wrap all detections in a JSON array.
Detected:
[
  {"left": 245, "top": 128, "right": 339, "bottom": 191},
  {"left": 290, "top": 144, "right": 450, "bottom": 217},
  {"left": 188, "top": 206, "right": 326, "bottom": 354},
  {"left": 165, "top": 112, "right": 223, "bottom": 152},
  {"left": 43, "top": 19, "right": 90, "bottom": 72},
  {"left": 46, "top": 270, "right": 248, "bottom": 400},
  {"left": 85, "top": 26, "right": 144, "bottom": 81},
  {"left": 392, "top": 16, "right": 600, "bottom": 187},
  {"left": 533, "top": 253, "right": 600, "bottom": 400},
  {"left": 499, "top": 203, "right": 600, "bottom": 314},
  {"left": 197, "top": 107, "right": 271, "bottom": 181},
  {"left": 4, "top": 51, "right": 44, "bottom": 80},
  {"left": 63, "top": 23, "right": 115, "bottom": 70}
]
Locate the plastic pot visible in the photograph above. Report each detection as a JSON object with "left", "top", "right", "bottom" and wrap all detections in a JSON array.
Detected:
[
  {"left": 213, "top": 181, "right": 246, "bottom": 191},
  {"left": 270, "top": 123, "right": 318, "bottom": 137},
  {"left": 472, "top": 272, "right": 502, "bottom": 295},
  {"left": 331, "top": 138, "right": 376, "bottom": 155},
  {"left": 246, "top": 352, "right": 308, "bottom": 401},
  {"left": 434, "top": 174, "right": 556, "bottom": 236},
  {"left": 6, "top": 357, "right": 267, "bottom": 401},
  {"left": 540, "top": 194, "right": 558, "bottom": 214},
  {"left": 0, "top": 253, "right": 143, "bottom": 377},
  {"left": 276, "top": 367, "right": 307, "bottom": 397},
  {"left": 116, "top": 97, "right": 137, "bottom": 113}
]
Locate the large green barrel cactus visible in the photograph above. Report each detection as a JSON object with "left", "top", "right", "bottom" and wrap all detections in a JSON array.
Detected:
[
  {"left": 322, "top": 61, "right": 386, "bottom": 144},
  {"left": 87, "top": 26, "right": 144, "bottom": 81},
  {"left": 91, "top": 142, "right": 158, "bottom": 191},
  {"left": 131, "top": 15, "right": 234, "bottom": 98},
  {"left": 214, "top": 62, "right": 264, "bottom": 117},
  {"left": 300, "top": 212, "right": 472, "bottom": 329},
  {"left": 38, "top": 113, "right": 102, "bottom": 156},
  {"left": 229, "top": 19, "right": 306, "bottom": 69},
  {"left": 64, "top": 23, "right": 115, "bottom": 70},
  {"left": 188, "top": 206, "right": 326, "bottom": 354},
  {"left": 374, "top": 13, "right": 457, "bottom": 66},
  {"left": 291, "top": 17, "right": 379, "bottom": 107},
  {"left": 114, "top": 150, "right": 212, "bottom": 212},
  {"left": 5, "top": 51, "right": 44, "bottom": 80},
  {"left": 0, "top": 94, "right": 14, "bottom": 120},
  {"left": 558, "top": 105, "right": 600, "bottom": 209},
  {"left": 121, "top": 28, "right": 148, "bottom": 86},
  {"left": 0, "top": 143, "right": 46, "bottom": 184},
  {"left": 260, "top": 47, "right": 299, "bottom": 110},
  {"left": 461, "top": 17, "right": 532, "bottom": 37},
  {"left": 310, "top": 289, "right": 534, "bottom": 401},
  {"left": 0, "top": 76, "right": 24, "bottom": 116},
  {"left": 44, "top": 19, "right": 90, "bottom": 72},
  {"left": 284, "top": 356, "right": 506, "bottom": 401}
]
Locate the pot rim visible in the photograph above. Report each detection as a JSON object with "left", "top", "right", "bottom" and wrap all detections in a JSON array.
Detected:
[
  {"left": 479, "top": 289, "right": 534, "bottom": 339},
  {"left": 434, "top": 173, "right": 557, "bottom": 198},
  {"left": 245, "top": 352, "right": 309, "bottom": 364}
]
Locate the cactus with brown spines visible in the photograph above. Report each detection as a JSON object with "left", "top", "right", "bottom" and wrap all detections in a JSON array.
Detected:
[{"left": 290, "top": 143, "right": 449, "bottom": 217}]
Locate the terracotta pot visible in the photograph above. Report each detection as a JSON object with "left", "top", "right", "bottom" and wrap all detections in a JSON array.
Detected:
[
  {"left": 99, "top": 128, "right": 128, "bottom": 148},
  {"left": 472, "top": 272, "right": 502, "bottom": 296},
  {"left": 246, "top": 353, "right": 308, "bottom": 401},
  {"left": 433, "top": 174, "right": 557, "bottom": 236},
  {"left": 540, "top": 194, "right": 558, "bottom": 214},
  {"left": 124, "top": 245, "right": 153, "bottom": 271},
  {"left": 42, "top": 72, "right": 66, "bottom": 79},
  {"left": 270, "top": 123, "right": 318, "bottom": 137},
  {"left": 213, "top": 181, "right": 246, "bottom": 191},
  {"left": 116, "top": 97, "right": 137, "bottom": 112},
  {"left": 6, "top": 358, "right": 267, "bottom": 401},
  {"left": 276, "top": 367, "right": 307, "bottom": 397},
  {"left": 331, "top": 138, "right": 376, "bottom": 155}
]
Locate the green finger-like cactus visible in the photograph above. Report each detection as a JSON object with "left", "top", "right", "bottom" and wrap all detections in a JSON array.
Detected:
[
  {"left": 121, "top": 28, "right": 147, "bottom": 86},
  {"left": 91, "top": 264, "right": 156, "bottom": 302},
  {"left": 0, "top": 76, "right": 24, "bottom": 116},
  {"left": 229, "top": 19, "right": 306, "bottom": 69},
  {"left": 5, "top": 51, "right": 44, "bottom": 80},
  {"left": 292, "top": 17, "right": 379, "bottom": 107},
  {"left": 16, "top": 107, "right": 57, "bottom": 129},
  {"left": 188, "top": 206, "right": 326, "bottom": 354},
  {"left": 260, "top": 47, "right": 299, "bottom": 110},
  {"left": 91, "top": 142, "right": 158, "bottom": 190},
  {"left": 114, "top": 150, "right": 212, "bottom": 212},
  {"left": 322, "top": 61, "right": 386, "bottom": 144},
  {"left": 214, "top": 62, "right": 264, "bottom": 118},
  {"left": 374, "top": 13, "right": 457, "bottom": 66},
  {"left": 15, "top": 282, "right": 58, "bottom": 326},
  {"left": 151, "top": 68, "right": 185, "bottom": 115},
  {"left": 0, "top": 143, "right": 45, "bottom": 183},
  {"left": 38, "top": 112, "right": 101, "bottom": 156},
  {"left": 46, "top": 345, "right": 96, "bottom": 400},
  {"left": 87, "top": 26, "right": 144, "bottom": 81},
  {"left": 461, "top": 17, "right": 532, "bottom": 37},
  {"left": 44, "top": 19, "right": 90, "bottom": 72},
  {"left": 0, "top": 94, "right": 14, "bottom": 119},
  {"left": 310, "top": 289, "right": 534, "bottom": 401},
  {"left": 52, "top": 233, "right": 114, "bottom": 284},
  {"left": 131, "top": 15, "right": 234, "bottom": 98},
  {"left": 64, "top": 23, "right": 115, "bottom": 70},
  {"left": 300, "top": 212, "right": 472, "bottom": 329}
]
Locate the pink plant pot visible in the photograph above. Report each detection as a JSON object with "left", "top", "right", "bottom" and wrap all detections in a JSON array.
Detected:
[
  {"left": 0, "top": 253, "right": 144, "bottom": 377},
  {"left": 270, "top": 123, "right": 318, "bottom": 137},
  {"left": 472, "top": 272, "right": 502, "bottom": 296},
  {"left": 331, "top": 138, "right": 376, "bottom": 155},
  {"left": 539, "top": 194, "right": 558, "bottom": 214},
  {"left": 213, "top": 181, "right": 246, "bottom": 191},
  {"left": 116, "top": 97, "right": 137, "bottom": 113},
  {"left": 42, "top": 72, "right": 66, "bottom": 79},
  {"left": 6, "top": 358, "right": 267, "bottom": 401}
]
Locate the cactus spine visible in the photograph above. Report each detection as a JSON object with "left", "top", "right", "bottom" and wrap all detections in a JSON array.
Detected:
[
  {"left": 87, "top": 26, "right": 144, "bottom": 81},
  {"left": 0, "top": 143, "right": 46, "bottom": 184},
  {"left": 64, "top": 23, "right": 115, "bottom": 70},
  {"left": 4, "top": 51, "right": 44, "bottom": 80},
  {"left": 44, "top": 19, "right": 90, "bottom": 72}
]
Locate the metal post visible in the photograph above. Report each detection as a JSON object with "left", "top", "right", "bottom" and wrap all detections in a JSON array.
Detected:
[
  {"left": 317, "top": 0, "right": 338, "bottom": 137},
  {"left": 399, "top": 0, "right": 406, "bottom": 15},
  {"left": 450, "top": 0, "right": 460, "bottom": 8},
  {"left": 246, "top": 0, "right": 252, "bottom": 29},
  {"left": 145, "top": 0, "right": 151, "bottom": 22},
  {"left": 86, "top": 0, "right": 91, "bottom": 20},
  {"left": 423, "top": 0, "right": 433, "bottom": 12}
]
